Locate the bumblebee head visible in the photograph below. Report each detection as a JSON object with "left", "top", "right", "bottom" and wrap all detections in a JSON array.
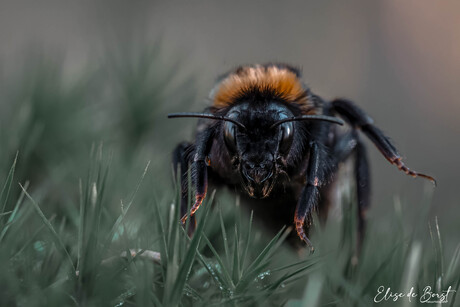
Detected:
[
  {"left": 220, "top": 102, "right": 294, "bottom": 198},
  {"left": 168, "top": 106, "right": 342, "bottom": 199}
]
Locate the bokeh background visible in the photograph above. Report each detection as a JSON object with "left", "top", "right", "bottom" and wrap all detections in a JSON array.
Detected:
[{"left": 0, "top": 1, "right": 459, "bottom": 305}]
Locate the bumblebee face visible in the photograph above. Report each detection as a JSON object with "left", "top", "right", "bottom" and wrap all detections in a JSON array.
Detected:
[{"left": 223, "top": 102, "right": 294, "bottom": 198}]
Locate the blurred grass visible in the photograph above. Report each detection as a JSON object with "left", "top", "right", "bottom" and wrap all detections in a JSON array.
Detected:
[{"left": 0, "top": 45, "right": 459, "bottom": 306}]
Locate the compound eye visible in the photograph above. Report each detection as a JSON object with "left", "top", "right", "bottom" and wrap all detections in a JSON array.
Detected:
[
  {"left": 279, "top": 122, "right": 294, "bottom": 154},
  {"left": 223, "top": 121, "right": 237, "bottom": 152}
]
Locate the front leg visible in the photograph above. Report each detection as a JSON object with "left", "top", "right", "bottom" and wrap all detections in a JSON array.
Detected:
[
  {"left": 181, "top": 127, "right": 214, "bottom": 225},
  {"left": 181, "top": 157, "right": 208, "bottom": 224},
  {"left": 294, "top": 142, "right": 324, "bottom": 253}
]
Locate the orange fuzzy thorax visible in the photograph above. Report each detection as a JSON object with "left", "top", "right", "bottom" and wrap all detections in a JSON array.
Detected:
[{"left": 211, "top": 65, "right": 314, "bottom": 113}]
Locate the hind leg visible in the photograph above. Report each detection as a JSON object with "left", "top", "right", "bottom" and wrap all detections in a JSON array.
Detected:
[
  {"left": 331, "top": 131, "right": 370, "bottom": 253},
  {"left": 331, "top": 99, "right": 435, "bottom": 185},
  {"left": 354, "top": 140, "right": 370, "bottom": 253}
]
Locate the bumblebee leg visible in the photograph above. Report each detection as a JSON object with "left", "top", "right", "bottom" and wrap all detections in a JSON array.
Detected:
[
  {"left": 332, "top": 130, "right": 358, "bottom": 162},
  {"left": 294, "top": 142, "right": 323, "bottom": 253},
  {"left": 180, "top": 128, "right": 215, "bottom": 226},
  {"left": 331, "top": 99, "right": 436, "bottom": 185},
  {"left": 173, "top": 142, "right": 196, "bottom": 234},
  {"left": 355, "top": 140, "right": 370, "bottom": 253},
  {"left": 182, "top": 159, "right": 207, "bottom": 224},
  {"left": 332, "top": 131, "right": 370, "bottom": 252}
]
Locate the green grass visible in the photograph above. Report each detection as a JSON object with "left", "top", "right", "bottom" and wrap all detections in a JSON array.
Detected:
[{"left": 0, "top": 45, "right": 459, "bottom": 306}]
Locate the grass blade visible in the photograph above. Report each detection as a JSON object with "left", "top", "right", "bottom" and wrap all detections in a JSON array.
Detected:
[
  {"left": 20, "top": 183, "right": 75, "bottom": 272},
  {"left": 76, "top": 179, "right": 84, "bottom": 274},
  {"left": 299, "top": 272, "right": 325, "bottom": 307},
  {"left": 167, "top": 191, "right": 213, "bottom": 306},
  {"left": 232, "top": 226, "right": 241, "bottom": 284},
  {"left": 235, "top": 227, "right": 287, "bottom": 292},
  {"left": 195, "top": 250, "right": 231, "bottom": 295},
  {"left": 219, "top": 206, "right": 230, "bottom": 264},
  {"left": 401, "top": 242, "right": 422, "bottom": 307},
  {"left": 0, "top": 151, "right": 18, "bottom": 216},
  {"left": 446, "top": 243, "right": 460, "bottom": 285},
  {"left": 202, "top": 234, "right": 234, "bottom": 289},
  {"left": 0, "top": 181, "right": 29, "bottom": 243},
  {"left": 0, "top": 211, "right": 12, "bottom": 217},
  {"left": 241, "top": 210, "right": 253, "bottom": 270},
  {"left": 105, "top": 161, "right": 150, "bottom": 245},
  {"left": 267, "top": 261, "right": 317, "bottom": 291}
]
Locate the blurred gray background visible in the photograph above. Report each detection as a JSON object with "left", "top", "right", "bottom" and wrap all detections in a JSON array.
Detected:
[{"left": 1, "top": 0, "right": 458, "bottom": 225}]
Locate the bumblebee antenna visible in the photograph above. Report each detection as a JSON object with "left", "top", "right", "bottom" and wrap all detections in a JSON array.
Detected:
[
  {"left": 270, "top": 115, "right": 344, "bottom": 129},
  {"left": 168, "top": 112, "right": 246, "bottom": 130}
]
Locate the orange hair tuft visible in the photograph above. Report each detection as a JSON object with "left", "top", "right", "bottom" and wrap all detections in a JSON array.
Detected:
[{"left": 211, "top": 65, "right": 314, "bottom": 113}]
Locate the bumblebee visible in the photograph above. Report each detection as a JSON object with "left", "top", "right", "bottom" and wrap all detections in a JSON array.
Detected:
[{"left": 169, "top": 63, "right": 435, "bottom": 252}]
